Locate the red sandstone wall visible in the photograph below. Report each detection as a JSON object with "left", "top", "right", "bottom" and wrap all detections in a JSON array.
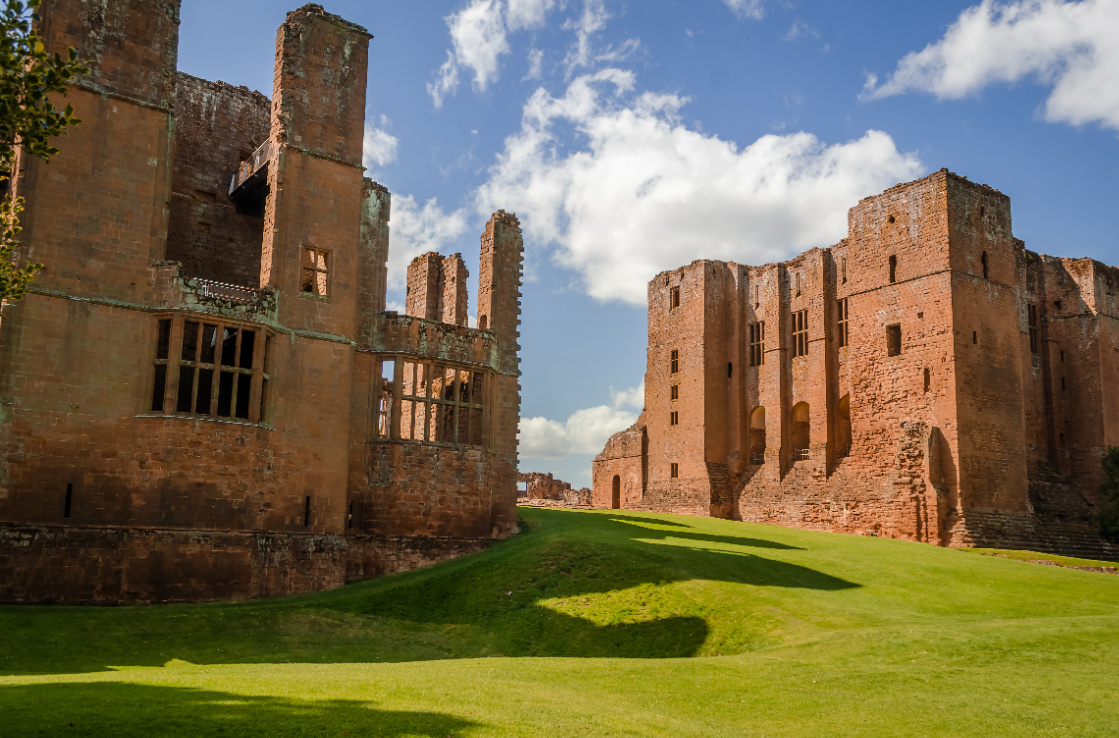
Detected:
[{"left": 167, "top": 74, "right": 271, "bottom": 287}]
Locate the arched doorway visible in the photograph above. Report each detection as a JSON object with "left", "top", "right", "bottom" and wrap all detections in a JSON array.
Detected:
[
  {"left": 791, "top": 402, "right": 810, "bottom": 461},
  {"left": 749, "top": 407, "right": 766, "bottom": 465},
  {"left": 836, "top": 394, "right": 851, "bottom": 458},
  {"left": 611, "top": 475, "right": 621, "bottom": 509}
]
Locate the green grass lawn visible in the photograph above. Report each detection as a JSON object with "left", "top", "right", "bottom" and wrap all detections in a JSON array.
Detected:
[{"left": 3, "top": 507, "right": 1119, "bottom": 736}]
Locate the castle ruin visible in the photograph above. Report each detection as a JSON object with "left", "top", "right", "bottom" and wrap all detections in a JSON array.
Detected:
[
  {"left": 0, "top": 2, "right": 523, "bottom": 602},
  {"left": 594, "top": 170, "right": 1119, "bottom": 559}
]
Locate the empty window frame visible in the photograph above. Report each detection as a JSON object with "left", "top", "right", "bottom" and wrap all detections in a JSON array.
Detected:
[
  {"left": 670, "top": 462, "right": 679, "bottom": 479},
  {"left": 670, "top": 411, "right": 679, "bottom": 426},
  {"left": 670, "top": 385, "right": 679, "bottom": 401},
  {"left": 670, "top": 349, "right": 679, "bottom": 374},
  {"left": 389, "top": 359, "right": 487, "bottom": 447},
  {"left": 749, "top": 322, "right": 765, "bottom": 367},
  {"left": 670, "top": 286, "right": 681, "bottom": 310},
  {"left": 791, "top": 310, "right": 809, "bottom": 358},
  {"left": 1028, "top": 303, "right": 1040, "bottom": 354},
  {"left": 301, "top": 246, "right": 330, "bottom": 296},
  {"left": 886, "top": 324, "right": 902, "bottom": 357},
  {"left": 151, "top": 317, "right": 269, "bottom": 423},
  {"left": 837, "top": 298, "right": 849, "bottom": 348}
]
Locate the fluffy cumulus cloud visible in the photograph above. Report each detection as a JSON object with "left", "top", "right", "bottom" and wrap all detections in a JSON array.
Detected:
[
  {"left": 385, "top": 195, "right": 469, "bottom": 292},
  {"left": 475, "top": 70, "right": 923, "bottom": 304},
  {"left": 362, "top": 115, "right": 399, "bottom": 172},
  {"left": 519, "top": 382, "right": 643, "bottom": 461},
  {"left": 429, "top": 0, "right": 557, "bottom": 107},
  {"left": 864, "top": 0, "right": 1119, "bottom": 131}
]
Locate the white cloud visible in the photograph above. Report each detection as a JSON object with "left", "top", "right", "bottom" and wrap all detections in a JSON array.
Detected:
[
  {"left": 723, "top": 0, "right": 765, "bottom": 19},
  {"left": 476, "top": 70, "right": 923, "bottom": 305},
  {"left": 525, "top": 47, "right": 544, "bottom": 80},
  {"left": 362, "top": 115, "right": 399, "bottom": 171},
  {"left": 386, "top": 195, "right": 470, "bottom": 292},
  {"left": 519, "top": 382, "right": 642, "bottom": 460},
  {"left": 864, "top": 0, "right": 1119, "bottom": 131},
  {"left": 429, "top": 0, "right": 560, "bottom": 107},
  {"left": 563, "top": 0, "right": 611, "bottom": 76},
  {"left": 784, "top": 20, "right": 820, "bottom": 42}
]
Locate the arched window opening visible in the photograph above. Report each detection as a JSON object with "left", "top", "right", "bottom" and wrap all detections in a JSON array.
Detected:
[
  {"left": 749, "top": 407, "right": 766, "bottom": 465},
  {"left": 981, "top": 251, "right": 989, "bottom": 279},
  {"left": 791, "top": 402, "right": 810, "bottom": 461},
  {"left": 836, "top": 395, "right": 851, "bottom": 459},
  {"left": 889, "top": 255, "right": 897, "bottom": 284},
  {"left": 611, "top": 475, "right": 621, "bottom": 509}
]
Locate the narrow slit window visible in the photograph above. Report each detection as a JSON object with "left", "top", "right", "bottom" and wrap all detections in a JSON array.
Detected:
[
  {"left": 303, "top": 496, "right": 311, "bottom": 527},
  {"left": 837, "top": 298, "right": 848, "bottom": 348},
  {"left": 301, "top": 246, "right": 330, "bottom": 296},
  {"left": 982, "top": 251, "right": 990, "bottom": 279},
  {"left": 791, "top": 310, "right": 808, "bottom": 358},
  {"left": 749, "top": 322, "right": 765, "bottom": 367},
  {"left": 670, "top": 463, "right": 679, "bottom": 479},
  {"left": 841, "top": 257, "right": 847, "bottom": 284},
  {"left": 1028, "top": 303, "right": 1039, "bottom": 354},
  {"left": 670, "top": 349, "right": 679, "bottom": 374},
  {"left": 924, "top": 368, "right": 931, "bottom": 393},
  {"left": 670, "top": 286, "right": 680, "bottom": 310},
  {"left": 889, "top": 255, "right": 898, "bottom": 284},
  {"left": 886, "top": 324, "right": 902, "bottom": 357},
  {"left": 727, "top": 362, "right": 733, "bottom": 378},
  {"left": 63, "top": 483, "right": 73, "bottom": 519}
]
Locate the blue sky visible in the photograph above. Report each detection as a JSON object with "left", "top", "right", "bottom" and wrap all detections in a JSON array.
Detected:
[{"left": 178, "top": 0, "right": 1119, "bottom": 485}]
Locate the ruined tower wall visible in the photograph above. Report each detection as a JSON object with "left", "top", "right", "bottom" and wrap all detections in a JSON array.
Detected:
[
  {"left": 441, "top": 254, "right": 469, "bottom": 326},
  {"left": 405, "top": 252, "right": 443, "bottom": 321},
  {"left": 167, "top": 74, "right": 271, "bottom": 287},
  {"left": 357, "top": 180, "right": 391, "bottom": 343},
  {"left": 591, "top": 416, "right": 646, "bottom": 509}
]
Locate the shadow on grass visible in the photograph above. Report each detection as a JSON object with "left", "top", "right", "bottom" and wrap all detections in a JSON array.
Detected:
[
  {"left": 0, "top": 682, "right": 478, "bottom": 737},
  {"left": 0, "top": 509, "right": 858, "bottom": 672}
]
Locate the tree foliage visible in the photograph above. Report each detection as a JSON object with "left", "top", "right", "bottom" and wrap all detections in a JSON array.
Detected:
[
  {"left": 1099, "top": 447, "right": 1119, "bottom": 544},
  {"left": 0, "top": 0, "right": 85, "bottom": 302}
]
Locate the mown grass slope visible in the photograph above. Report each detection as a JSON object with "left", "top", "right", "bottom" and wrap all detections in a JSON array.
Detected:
[{"left": 3, "top": 507, "right": 1119, "bottom": 736}]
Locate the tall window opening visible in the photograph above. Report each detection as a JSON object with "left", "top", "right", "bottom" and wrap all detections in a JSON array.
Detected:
[
  {"left": 1028, "top": 303, "right": 1040, "bottom": 354},
  {"left": 301, "top": 246, "right": 330, "bottom": 296},
  {"left": 395, "top": 361, "right": 487, "bottom": 446},
  {"left": 151, "top": 317, "right": 268, "bottom": 423},
  {"left": 981, "top": 251, "right": 990, "bottom": 279},
  {"left": 924, "top": 368, "right": 931, "bottom": 393},
  {"left": 727, "top": 362, "right": 733, "bottom": 378},
  {"left": 791, "top": 402, "right": 810, "bottom": 461},
  {"left": 886, "top": 324, "right": 902, "bottom": 357},
  {"left": 303, "top": 496, "right": 311, "bottom": 527},
  {"left": 670, "top": 286, "right": 680, "bottom": 310},
  {"left": 670, "top": 463, "right": 679, "bottom": 479},
  {"left": 749, "top": 407, "right": 766, "bottom": 465},
  {"left": 611, "top": 475, "right": 621, "bottom": 509},
  {"left": 749, "top": 322, "right": 765, "bottom": 366},
  {"left": 837, "top": 298, "right": 849, "bottom": 348},
  {"left": 63, "top": 483, "right": 73, "bottom": 519},
  {"left": 670, "top": 385, "right": 679, "bottom": 401},
  {"left": 670, "top": 349, "right": 679, "bottom": 374},
  {"left": 836, "top": 395, "right": 851, "bottom": 459},
  {"left": 792, "top": 310, "right": 808, "bottom": 358},
  {"left": 795, "top": 272, "right": 802, "bottom": 296},
  {"left": 670, "top": 411, "right": 679, "bottom": 426},
  {"left": 889, "top": 255, "right": 897, "bottom": 283},
  {"left": 841, "top": 257, "right": 847, "bottom": 284}
]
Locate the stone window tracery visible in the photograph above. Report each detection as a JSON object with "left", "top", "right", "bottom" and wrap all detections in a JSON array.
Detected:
[
  {"left": 150, "top": 316, "right": 269, "bottom": 423},
  {"left": 670, "top": 349, "right": 679, "bottom": 374},
  {"left": 791, "top": 311, "right": 808, "bottom": 358},
  {"left": 749, "top": 322, "right": 765, "bottom": 366},
  {"left": 384, "top": 359, "right": 488, "bottom": 447}
]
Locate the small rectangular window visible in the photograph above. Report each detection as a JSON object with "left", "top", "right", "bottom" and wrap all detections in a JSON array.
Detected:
[
  {"left": 670, "top": 385, "right": 678, "bottom": 401},
  {"left": 301, "top": 246, "right": 330, "bottom": 296},
  {"left": 791, "top": 310, "right": 808, "bottom": 358},
  {"left": 670, "top": 463, "right": 679, "bottom": 479},
  {"left": 670, "top": 286, "right": 680, "bottom": 310},
  {"left": 303, "top": 496, "right": 311, "bottom": 527},
  {"left": 670, "top": 411, "right": 679, "bottom": 426},
  {"left": 886, "top": 324, "right": 902, "bottom": 357},
  {"left": 837, "top": 298, "right": 848, "bottom": 348},
  {"left": 670, "top": 349, "right": 679, "bottom": 374},
  {"left": 1028, "top": 303, "right": 1039, "bottom": 354},
  {"left": 749, "top": 322, "right": 765, "bottom": 367}
]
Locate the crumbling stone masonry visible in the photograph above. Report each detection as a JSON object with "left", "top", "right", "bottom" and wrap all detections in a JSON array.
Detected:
[
  {"left": 594, "top": 170, "right": 1119, "bottom": 560},
  {"left": 0, "top": 2, "right": 524, "bottom": 602},
  {"left": 517, "top": 472, "right": 592, "bottom": 507}
]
